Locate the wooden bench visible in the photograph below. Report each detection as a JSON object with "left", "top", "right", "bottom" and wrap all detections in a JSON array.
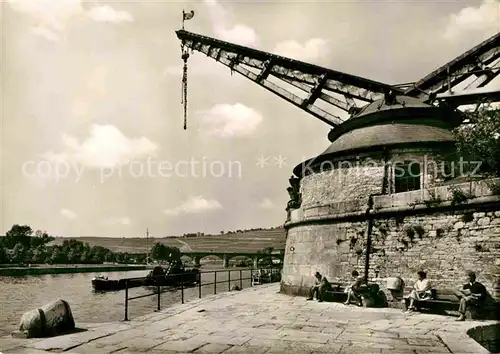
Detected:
[
  {"left": 403, "top": 288, "right": 489, "bottom": 319},
  {"left": 322, "top": 282, "right": 346, "bottom": 302},
  {"left": 323, "top": 283, "right": 383, "bottom": 307},
  {"left": 404, "top": 289, "right": 459, "bottom": 313}
]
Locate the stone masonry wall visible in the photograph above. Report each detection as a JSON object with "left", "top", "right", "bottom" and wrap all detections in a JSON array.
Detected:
[
  {"left": 282, "top": 178, "right": 500, "bottom": 298},
  {"left": 282, "top": 222, "right": 366, "bottom": 295},
  {"left": 300, "top": 162, "right": 385, "bottom": 207},
  {"left": 300, "top": 148, "right": 454, "bottom": 208},
  {"left": 370, "top": 209, "right": 500, "bottom": 292}
]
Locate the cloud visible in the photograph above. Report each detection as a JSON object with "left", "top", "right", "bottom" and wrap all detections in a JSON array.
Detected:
[
  {"left": 60, "top": 208, "right": 77, "bottom": 219},
  {"left": 258, "top": 198, "right": 274, "bottom": 210},
  {"left": 87, "top": 5, "right": 134, "bottom": 23},
  {"left": 273, "top": 38, "right": 329, "bottom": 63},
  {"left": 31, "top": 26, "right": 60, "bottom": 41},
  {"left": 163, "top": 196, "right": 222, "bottom": 216},
  {"left": 199, "top": 103, "right": 263, "bottom": 137},
  {"left": 43, "top": 124, "right": 158, "bottom": 169},
  {"left": 8, "top": 0, "right": 83, "bottom": 41},
  {"left": 443, "top": 0, "right": 500, "bottom": 40},
  {"left": 7, "top": 0, "right": 133, "bottom": 41},
  {"left": 105, "top": 217, "right": 131, "bottom": 226},
  {"left": 203, "top": 0, "right": 258, "bottom": 46},
  {"left": 215, "top": 25, "right": 258, "bottom": 47}
]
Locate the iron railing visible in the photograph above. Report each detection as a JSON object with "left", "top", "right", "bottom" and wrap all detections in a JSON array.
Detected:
[{"left": 123, "top": 267, "right": 281, "bottom": 321}]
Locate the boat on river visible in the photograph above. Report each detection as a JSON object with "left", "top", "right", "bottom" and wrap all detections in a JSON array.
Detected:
[
  {"left": 145, "top": 262, "right": 200, "bottom": 287},
  {"left": 91, "top": 276, "right": 147, "bottom": 291},
  {"left": 91, "top": 261, "right": 200, "bottom": 291}
]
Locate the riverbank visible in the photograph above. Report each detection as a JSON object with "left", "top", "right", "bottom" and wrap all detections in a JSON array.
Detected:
[
  {"left": 0, "top": 283, "right": 496, "bottom": 353},
  {"left": 0, "top": 268, "right": 253, "bottom": 338},
  {"left": 0, "top": 264, "right": 153, "bottom": 276}
]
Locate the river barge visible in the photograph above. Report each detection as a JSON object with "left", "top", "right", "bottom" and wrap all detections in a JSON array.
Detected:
[{"left": 91, "top": 261, "right": 200, "bottom": 291}]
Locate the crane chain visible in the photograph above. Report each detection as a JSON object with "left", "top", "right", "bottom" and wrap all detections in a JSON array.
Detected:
[{"left": 181, "top": 46, "right": 189, "bottom": 130}]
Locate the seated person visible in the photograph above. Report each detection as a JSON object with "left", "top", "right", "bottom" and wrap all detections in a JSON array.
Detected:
[
  {"left": 344, "top": 270, "right": 365, "bottom": 306},
  {"left": 406, "top": 270, "right": 432, "bottom": 312},
  {"left": 307, "top": 271, "right": 332, "bottom": 302},
  {"left": 453, "top": 270, "right": 487, "bottom": 321}
]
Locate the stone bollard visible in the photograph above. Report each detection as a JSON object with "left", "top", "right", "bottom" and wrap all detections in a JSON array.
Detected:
[{"left": 14, "top": 299, "right": 75, "bottom": 338}]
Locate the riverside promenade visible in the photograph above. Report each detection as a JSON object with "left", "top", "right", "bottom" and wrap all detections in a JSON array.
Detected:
[{"left": 0, "top": 284, "right": 495, "bottom": 354}]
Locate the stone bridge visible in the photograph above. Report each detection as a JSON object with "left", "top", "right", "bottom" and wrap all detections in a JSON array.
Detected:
[{"left": 181, "top": 252, "right": 284, "bottom": 268}]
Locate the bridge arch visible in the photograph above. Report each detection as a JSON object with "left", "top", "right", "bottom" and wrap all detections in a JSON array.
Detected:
[
  {"left": 181, "top": 252, "right": 260, "bottom": 268},
  {"left": 181, "top": 251, "right": 283, "bottom": 268},
  {"left": 181, "top": 253, "right": 226, "bottom": 267},
  {"left": 225, "top": 254, "right": 253, "bottom": 265}
]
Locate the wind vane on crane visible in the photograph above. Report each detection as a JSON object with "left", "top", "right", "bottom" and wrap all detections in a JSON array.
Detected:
[{"left": 180, "top": 10, "right": 195, "bottom": 130}]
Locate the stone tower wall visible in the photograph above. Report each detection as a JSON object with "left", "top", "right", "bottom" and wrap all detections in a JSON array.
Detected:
[
  {"left": 300, "top": 148, "right": 456, "bottom": 207},
  {"left": 282, "top": 172, "right": 500, "bottom": 299}
]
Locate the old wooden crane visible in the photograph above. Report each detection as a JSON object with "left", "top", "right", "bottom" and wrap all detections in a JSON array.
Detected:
[{"left": 175, "top": 28, "right": 500, "bottom": 133}]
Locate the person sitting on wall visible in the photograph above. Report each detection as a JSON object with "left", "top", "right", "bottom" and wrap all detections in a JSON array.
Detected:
[
  {"left": 343, "top": 270, "right": 365, "bottom": 306},
  {"left": 406, "top": 271, "right": 432, "bottom": 312},
  {"left": 307, "top": 271, "right": 332, "bottom": 302},
  {"left": 453, "top": 270, "right": 487, "bottom": 321}
]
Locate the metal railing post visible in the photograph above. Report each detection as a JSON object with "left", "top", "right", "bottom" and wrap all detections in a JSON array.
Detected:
[
  {"left": 124, "top": 268, "right": 270, "bottom": 321},
  {"left": 181, "top": 273, "right": 184, "bottom": 304},
  {"left": 198, "top": 275, "right": 202, "bottom": 298},
  {"left": 157, "top": 282, "right": 160, "bottom": 311},
  {"left": 124, "top": 280, "right": 129, "bottom": 321}
]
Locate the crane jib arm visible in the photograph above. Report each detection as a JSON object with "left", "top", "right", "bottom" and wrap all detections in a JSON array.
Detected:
[
  {"left": 406, "top": 31, "right": 500, "bottom": 98},
  {"left": 175, "top": 30, "right": 404, "bottom": 126}
]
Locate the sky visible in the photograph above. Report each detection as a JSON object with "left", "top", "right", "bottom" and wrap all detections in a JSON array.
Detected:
[{"left": 1, "top": 0, "right": 499, "bottom": 238}]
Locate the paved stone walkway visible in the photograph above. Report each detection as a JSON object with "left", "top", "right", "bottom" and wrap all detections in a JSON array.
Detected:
[{"left": 0, "top": 284, "right": 496, "bottom": 354}]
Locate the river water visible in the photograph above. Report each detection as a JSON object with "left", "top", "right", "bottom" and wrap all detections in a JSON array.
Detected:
[{"left": 0, "top": 267, "right": 254, "bottom": 336}]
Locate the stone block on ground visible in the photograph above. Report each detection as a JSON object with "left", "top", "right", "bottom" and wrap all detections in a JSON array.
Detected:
[{"left": 17, "top": 299, "right": 75, "bottom": 338}]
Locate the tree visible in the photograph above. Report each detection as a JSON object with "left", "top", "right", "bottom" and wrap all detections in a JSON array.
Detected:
[
  {"left": 31, "top": 230, "right": 54, "bottom": 248},
  {"left": 150, "top": 244, "right": 181, "bottom": 263},
  {"left": 135, "top": 254, "right": 146, "bottom": 264},
  {"left": 66, "top": 249, "right": 78, "bottom": 263},
  {"left": 5, "top": 225, "right": 33, "bottom": 248},
  {"left": 0, "top": 246, "right": 7, "bottom": 264},
  {"left": 11, "top": 243, "right": 26, "bottom": 263},
  {"left": 80, "top": 251, "right": 90, "bottom": 264},
  {"left": 104, "top": 252, "right": 115, "bottom": 263},
  {"left": 91, "top": 246, "right": 109, "bottom": 263},
  {"left": 167, "top": 247, "right": 181, "bottom": 262},
  {"left": 114, "top": 253, "right": 124, "bottom": 263},
  {"left": 453, "top": 106, "right": 500, "bottom": 177},
  {"left": 151, "top": 243, "right": 169, "bottom": 260},
  {"left": 50, "top": 247, "right": 66, "bottom": 264},
  {"left": 31, "top": 247, "right": 46, "bottom": 264}
]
